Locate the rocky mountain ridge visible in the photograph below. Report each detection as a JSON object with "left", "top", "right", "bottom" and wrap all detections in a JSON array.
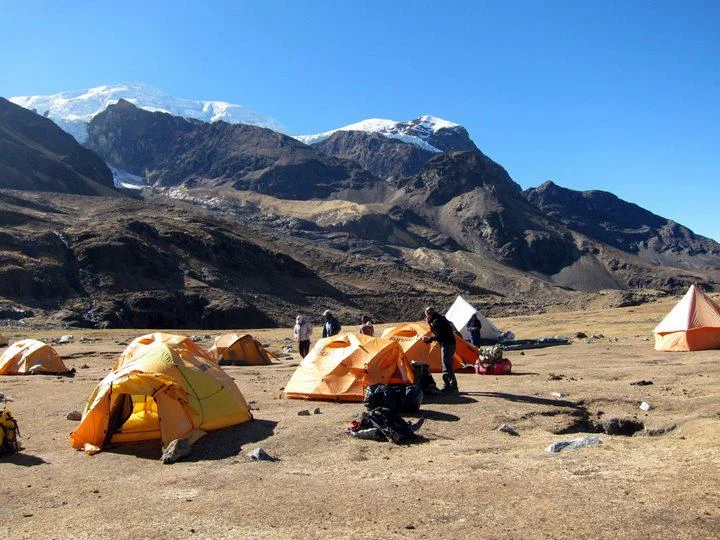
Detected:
[{"left": 0, "top": 98, "right": 117, "bottom": 196}]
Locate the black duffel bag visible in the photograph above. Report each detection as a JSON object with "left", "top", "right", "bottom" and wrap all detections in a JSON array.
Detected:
[{"left": 363, "top": 384, "right": 423, "bottom": 413}]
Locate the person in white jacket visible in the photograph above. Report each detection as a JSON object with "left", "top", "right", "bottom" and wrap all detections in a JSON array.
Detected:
[{"left": 293, "top": 315, "right": 313, "bottom": 358}]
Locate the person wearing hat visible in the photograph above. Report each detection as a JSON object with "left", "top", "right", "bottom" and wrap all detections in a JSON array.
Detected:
[
  {"left": 422, "top": 306, "right": 459, "bottom": 393},
  {"left": 322, "top": 310, "right": 342, "bottom": 338}
]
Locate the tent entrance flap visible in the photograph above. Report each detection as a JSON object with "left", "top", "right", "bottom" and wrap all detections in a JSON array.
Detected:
[{"left": 108, "top": 394, "right": 161, "bottom": 444}]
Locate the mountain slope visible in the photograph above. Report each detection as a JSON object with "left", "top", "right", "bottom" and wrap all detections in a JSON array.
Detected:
[
  {"left": 0, "top": 97, "right": 117, "bottom": 196},
  {"left": 85, "top": 100, "right": 381, "bottom": 199},
  {"left": 9, "top": 82, "right": 285, "bottom": 142},
  {"left": 524, "top": 181, "right": 720, "bottom": 271}
]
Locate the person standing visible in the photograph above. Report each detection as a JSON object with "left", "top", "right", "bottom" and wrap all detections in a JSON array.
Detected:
[
  {"left": 422, "top": 306, "right": 459, "bottom": 394},
  {"left": 322, "top": 310, "right": 342, "bottom": 338},
  {"left": 466, "top": 313, "right": 483, "bottom": 347},
  {"left": 293, "top": 315, "right": 312, "bottom": 358},
  {"left": 358, "top": 315, "right": 375, "bottom": 336}
]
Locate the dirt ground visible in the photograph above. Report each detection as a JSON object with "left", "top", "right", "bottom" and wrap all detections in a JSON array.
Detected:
[{"left": 1, "top": 297, "right": 719, "bottom": 539}]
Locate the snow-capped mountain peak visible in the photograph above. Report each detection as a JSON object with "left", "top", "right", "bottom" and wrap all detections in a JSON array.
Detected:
[
  {"left": 295, "top": 114, "right": 467, "bottom": 153},
  {"left": 9, "top": 82, "right": 286, "bottom": 142}
]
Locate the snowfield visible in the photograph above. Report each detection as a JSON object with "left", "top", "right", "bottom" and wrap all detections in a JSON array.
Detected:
[{"left": 10, "top": 82, "right": 286, "bottom": 142}]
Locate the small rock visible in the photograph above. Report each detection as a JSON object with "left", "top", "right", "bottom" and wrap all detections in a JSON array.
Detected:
[
  {"left": 247, "top": 448, "right": 277, "bottom": 461},
  {"left": 630, "top": 380, "right": 653, "bottom": 386},
  {"left": 59, "top": 335, "right": 74, "bottom": 344},
  {"left": 546, "top": 435, "right": 602, "bottom": 453},
  {"left": 297, "top": 409, "right": 311, "bottom": 416},
  {"left": 498, "top": 424, "right": 519, "bottom": 436},
  {"left": 282, "top": 346, "right": 294, "bottom": 354},
  {"left": 80, "top": 364, "right": 90, "bottom": 369},
  {"left": 591, "top": 333, "right": 604, "bottom": 339},
  {"left": 313, "top": 407, "right": 321, "bottom": 414},
  {"left": 405, "top": 524, "right": 416, "bottom": 530},
  {"left": 22, "top": 513, "right": 33, "bottom": 518},
  {"left": 520, "top": 351, "right": 525, "bottom": 355},
  {"left": 639, "top": 401, "right": 654, "bottom": 412},
  {"left": 550, "top": 392, "right": 567, "bottom": 398},
  {"left": 574, "top": 332, "right": 587, "bottom": 339},
  {"left": 161, "top": 438, "right": 192, "bottom": 464},
  {"left": 66, "top": 410, "right": 82, "bottom": 421}
]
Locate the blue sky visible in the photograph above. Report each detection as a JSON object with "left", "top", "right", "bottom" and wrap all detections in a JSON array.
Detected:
[{"left": 2, "top": 0, "right": 719, "bottom": 240}]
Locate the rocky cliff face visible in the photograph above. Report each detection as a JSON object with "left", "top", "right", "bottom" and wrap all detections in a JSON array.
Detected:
[
  {"left": 397, "top": 151, "right": 580, "bottom": 274},
  {"left": 0, "top": 98, "right": 116, "bottom": 196},
  {"left": 85, "top": 100, "right": 381, "bottom": 199},
  {"left": 524, "top": 181, "right": 720, "bottom": 271}
]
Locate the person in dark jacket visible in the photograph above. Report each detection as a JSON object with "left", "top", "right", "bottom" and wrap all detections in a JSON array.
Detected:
[
  {"left": 466, "top": 313, "right": 483, "bottom": 347},
  {"left": 422, "top": 306, "right": 459, "bottom": 393},
  {"left": 322, "top": 310, "right": 342, "bottom": 338}
]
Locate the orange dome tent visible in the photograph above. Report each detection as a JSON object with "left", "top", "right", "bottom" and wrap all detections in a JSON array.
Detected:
[
  {"left": 0, "top": 339, "right": 72, "bottom": 375},
  {"left": 71, "top": 334, "right": 252, "bottom": 455},
  {"left": 653, "top": 284, "right": 720, "bottom": 351},
  {"left": 283, "top": 332, "right": 414, "bottom": 402},
  {"left": 381, "top": 322, "right": 478, "bottom": 372},
  {"left": 209, "top": 333, "right": 273, "bottom": 365}
]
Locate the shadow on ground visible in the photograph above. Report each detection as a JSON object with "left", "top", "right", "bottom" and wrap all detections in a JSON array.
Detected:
[
  {"left": 464, "top": 391, "right": 580, "bottom": 409},
  {"left": 406, "top": 410, "right": 460, "bottom": 422},
  {"left": 105, "top": 419, "right": 278, "bottom": 462},
  {"left": 2, "top": 452, "right": 50, "bottom": 467},
  {"left": 424, "top": 394, "right": 478, "bottom": 405}
]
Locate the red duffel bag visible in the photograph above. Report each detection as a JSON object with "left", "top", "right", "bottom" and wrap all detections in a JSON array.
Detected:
[{"left": 475, "top": 358, "right": 512, "bottom": 375}]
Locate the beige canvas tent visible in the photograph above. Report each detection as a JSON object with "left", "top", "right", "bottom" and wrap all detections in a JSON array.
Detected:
[
  {"left": 445, "top": 295, "right": 501, "bottom": 342},
  {"left": 654, "top": 284, "right": 720, "bottom": 351}
]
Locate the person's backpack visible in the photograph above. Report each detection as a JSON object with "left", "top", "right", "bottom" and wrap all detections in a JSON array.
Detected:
[
  {"left": 363, "top": 408, "right": 416, "bottom": 444},
  {"left": 0, "top": 409, "right": 19, "bottom": 455}
]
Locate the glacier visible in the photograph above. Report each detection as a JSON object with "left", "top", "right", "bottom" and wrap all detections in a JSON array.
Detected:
[{"left": 9, "top": 82, "right": 286, "bottom": 142}]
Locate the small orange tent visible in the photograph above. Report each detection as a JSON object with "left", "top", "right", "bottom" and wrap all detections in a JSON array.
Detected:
[
  {"left": 654, "top": 284, "right": 720, "bottom": 351},
  {"left": 283, "top": 332, "right": 414, "bottom": 402},
  {"left": 0, "top": 339, "right": 72, "bottom": 375},
  {"left": 209, "top": 333, "right": 273, "bottom": 365},
  {"left": 381, "top": 322, "right": 478, "bottom": 372},
  {"left": 71, "top": 333, "right": 252, "bottom": 455}
]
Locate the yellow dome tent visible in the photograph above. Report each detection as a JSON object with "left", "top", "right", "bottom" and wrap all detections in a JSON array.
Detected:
[
  {"left": 284, "top": 332, "right": 414, "bottom": 402},
  {"left": 209, "top": 333, "right": 274, "bottom": 365},
  {"left": 114, "top": 332, "right": 214, "bottom": 369},
  {"left": 381, "top": 322, "right": 478, "bottom": 372},
  {"left": 653, "top": 284, "right": 720, "bottom": 351},
  {"left": 71, "top": 334, "right": 252, "bottom": 455},
  {"left": 0, "top": 339, "right": 72, "bottom": 375}
]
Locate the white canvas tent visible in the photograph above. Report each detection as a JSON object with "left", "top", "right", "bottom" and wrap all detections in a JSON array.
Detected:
[{"left": 446, "top": 296, "right": 501, "bottom": 342}]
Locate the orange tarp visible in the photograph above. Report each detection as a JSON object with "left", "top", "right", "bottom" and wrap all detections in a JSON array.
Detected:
[
  {"left": 381, "top": 322, "right": 478, "bottom": 372},
  {"left": 653, "top": 284, "right": 720, "bottom": 351},
  {"left": 0, "top": 339, "right": 71, "bottom": 375},
  {"left": 71, "top": 334, "right": 252, "bottom": 455},
  {"left": 283, "top": 333, "right": 414, "bottom": 402},
  {"left": 209, "top": 333, "right": 273, "bottom": 365}
]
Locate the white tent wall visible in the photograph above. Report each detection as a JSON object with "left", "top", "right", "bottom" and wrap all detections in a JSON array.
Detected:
[{"left": 445, "top": 296, "right": 501, "bottom": 341}]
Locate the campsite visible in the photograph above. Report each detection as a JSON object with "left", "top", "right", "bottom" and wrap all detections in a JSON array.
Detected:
[{"left": 1, "top": 294, "right": 718, "bottom": 538}]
